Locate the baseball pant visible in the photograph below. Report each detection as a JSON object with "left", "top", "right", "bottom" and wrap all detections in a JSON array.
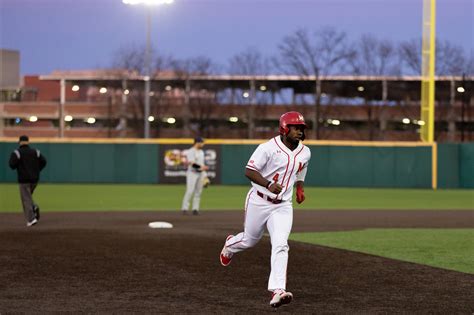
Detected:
[
  {"left": 225, "top": 189, "right": 293, "bottom": 291},
  {"left": 181, "top": 171, "right": 205, "bottom": 211},
  {"left": 19, "top": 183, "right": 38, "bottom": 222}
]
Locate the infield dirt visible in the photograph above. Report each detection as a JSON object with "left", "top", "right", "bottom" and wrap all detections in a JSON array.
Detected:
[{"left": 0, "top": 210, "right": 473, "bottom": 313}]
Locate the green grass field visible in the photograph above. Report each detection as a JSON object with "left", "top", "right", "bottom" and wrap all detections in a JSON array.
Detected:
[
  {"left": 0, "top": 183, "right": 472, "bottom": 212},
  {"left": 290, "top": 229, "right": 474, "bottom": 274}
]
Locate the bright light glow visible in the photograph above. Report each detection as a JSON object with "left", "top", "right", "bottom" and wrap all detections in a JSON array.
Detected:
[
  {"left": 326, "top": 119, "right": 333, "bottom": 124},
  {"left": 402, "top": 118, "right": 410, "bottom": 124},
  {"left": 99, "top": 87, "right": 107, "bottom": 94},
  {"left": 72, "top": 85, "right": 80, "bottom": 92},
  {"left": 243, "top": 92, "right": 250, "bottom": 98},
  {"left": 28, "top": 116, "right": 38, "bottom": 122},
  {"left": 167, "top": 117, "right": 176, "bottom": 124},
  {"left": 123, "top": 0, "right": 174, "bottom": 5},
  {"left": 148, "top": 116, "right": 155, "bottom": 122},
  {"left": 259, "top": 85, "right": 267, "bottom": 91},
  {"left": 143, "top": 76, "right": 150, "bottom": 81},
  {"left": 357, "top": 86, "right": 365, "bottom": 92},
  {"left": 149, "top": 92, "right": 155, "bottom": 96},
  {"left": 87, "top": 117, "right": 96, "bottom": 124},
  {"left": 457, "top": 87, "right": 465, "bottom": 93},
  {"left": 417, "top": 120, "right": 426, "bottom": 126},
  {"left": 165, "top": 85, "right": 172, "bottom": 91},
  {"left": 332, "top": 119, "right": 341, "bottom": 126},
  {"left": 123, "top": 89, "right": 130, "bottom": 95},
  {"left": 229, "top": 116, "right": 239, "bottom": 123},
  {"left": 64, "top": 115, "right": 73, "bottom": 122}
]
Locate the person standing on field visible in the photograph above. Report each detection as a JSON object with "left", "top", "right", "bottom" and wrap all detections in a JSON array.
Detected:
[
  {"left": 181, "top": 137, "right": 209, "bottom": 215},
  {"left": 219, "top": 112, "right": 311, "bottom": 308},
  {"left": 9, "top": 135, "right": 47, "bottom": 227}
]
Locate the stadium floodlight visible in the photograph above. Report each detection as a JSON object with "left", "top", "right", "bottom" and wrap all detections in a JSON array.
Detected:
[
  {"left": 457, "top": 87, "right": 465, "bottom": 93},
  {"left": 229, "top": 116, "right": 239, "bottom": 123},
  {"left": 123, "top": 0, "right": 174, "bottom": 138},
  {"left": 29, "top": 116, "right": 38, "bottom": 122},
  {"left": 72, "top": 85, "right": 80, "bottom": 92},
  {"left": 148, "top": 116, "right": 155, "bottom": 122}
]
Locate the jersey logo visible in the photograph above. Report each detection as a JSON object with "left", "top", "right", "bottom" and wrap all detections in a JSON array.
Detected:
[
  {"left": 276, "top": 150, "right": 282, "bottom": 154},
  {"left": 249, "top": 160, "right": 254, "bottom": 164}
]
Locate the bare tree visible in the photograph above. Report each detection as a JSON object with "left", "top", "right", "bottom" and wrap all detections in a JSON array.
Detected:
[
  {"left": 170, "top": 56, "right": 218, "bottom": 77},
  {"left": 168, "top": 56, "right": 219, "bottom": 136},
  {"left": 274, "top": 27, "right": 355, "bottom": 139},
  {"left": 399, "top": 38, "right": 470, "bottom": 76},
  {"left": 348, "top": 35, "right": 400, "bottom": 140},
  {"left": 398, "top": 39, "right": 421, "bottom": 75},
  {"left": 227, "top": 47, "right": 273, "bottom": 137},
  {"left": 467, "top": 52, "right": 474, "bottom": 76},
  {"left": 112, "top": 45, "right": 175, "bottom": 137},
  {"left": 228, "top": 47, "right": 272, "bottom": 75},
  {"left": 349, "top": 34, "right": 400, "bottom": 76}
]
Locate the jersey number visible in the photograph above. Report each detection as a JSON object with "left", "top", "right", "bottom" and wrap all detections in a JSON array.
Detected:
[{"left": 272, "top": 173, "right": 280, "bottom": 183}]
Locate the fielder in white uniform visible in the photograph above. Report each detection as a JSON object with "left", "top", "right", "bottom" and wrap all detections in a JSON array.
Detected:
[
  {"left": 181, "top": 137, "right": 209, "bottom": 215},
  {"left": 220, "top": 111, "right": 311, "bottom": 308}
]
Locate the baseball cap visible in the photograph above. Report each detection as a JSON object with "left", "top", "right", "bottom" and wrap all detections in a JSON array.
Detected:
[
  {"left": 194, "top": 136, "right": 204, "bottom": 143},
  {"left": 19, "top": 135, "right": 29, "bottom": 142}
]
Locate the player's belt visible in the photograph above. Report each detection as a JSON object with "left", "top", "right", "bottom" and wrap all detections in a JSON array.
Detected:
[{"left": 256, "top": 191, "right": 282, "bottom": 204}]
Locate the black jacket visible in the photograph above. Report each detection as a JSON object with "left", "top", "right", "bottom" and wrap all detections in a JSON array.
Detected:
[{"left": 9, "top": 144, "right": 47, "bottom": 183}]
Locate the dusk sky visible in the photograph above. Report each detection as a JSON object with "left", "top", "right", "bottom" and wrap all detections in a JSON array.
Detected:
[{"left": 1, "top": 0, "right": 472, "bottom": 75}]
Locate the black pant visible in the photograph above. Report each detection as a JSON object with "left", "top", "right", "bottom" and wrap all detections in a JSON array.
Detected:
[{"left": 19, "top": 183, "right": 38, "bottom": 222}]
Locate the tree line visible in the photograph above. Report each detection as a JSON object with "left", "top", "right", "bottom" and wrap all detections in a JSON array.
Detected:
[{"left": 112, "top": 26, "right": 474, "bottom": 77}]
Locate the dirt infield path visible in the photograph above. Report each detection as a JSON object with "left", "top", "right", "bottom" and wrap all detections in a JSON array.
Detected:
[{"left": 0, "top": 210, "right": 473, "bottom": 313}]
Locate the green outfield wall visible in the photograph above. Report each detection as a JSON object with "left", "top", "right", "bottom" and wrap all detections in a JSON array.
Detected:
[
  {"left": 1, "top": 141, "right": 473, "bottom": 188},
  {"left": 437, "top": 143, "right": 474, "bottom": 188}
]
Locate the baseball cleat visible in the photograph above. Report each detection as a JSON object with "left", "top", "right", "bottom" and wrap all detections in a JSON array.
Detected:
[
  {"left": 26, "top": 218, "right": 38, "bottom": 227},
  {"left": 220, "top": 235, "right": 234, "bottom": 266},
  {"left": 192, "top": 210, "right": 199, "bottom": 215},
  {"left": 33, "top": 205, "right": 40, "bottom": 220},
  {"left": 270, "top": 289, "right": 293, "bottom": 308}
]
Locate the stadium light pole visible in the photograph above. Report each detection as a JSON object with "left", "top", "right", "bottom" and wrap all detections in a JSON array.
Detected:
[{"left": 122, "top": 0, "right": 174, "bottom": 138}]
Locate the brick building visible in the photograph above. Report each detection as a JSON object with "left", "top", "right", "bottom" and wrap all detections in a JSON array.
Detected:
[{"left": 0, "top": 69, "right": 472, "bottom": 141}]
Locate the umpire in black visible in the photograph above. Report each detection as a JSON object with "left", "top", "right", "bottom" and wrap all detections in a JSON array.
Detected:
[{"left": 9, "top": 135, "right": 47, "bottom": 227}]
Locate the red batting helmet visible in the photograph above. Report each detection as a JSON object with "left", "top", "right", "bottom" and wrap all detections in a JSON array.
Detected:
[{"left": 279, "top": 111, "right": 307, "bottom": 136}]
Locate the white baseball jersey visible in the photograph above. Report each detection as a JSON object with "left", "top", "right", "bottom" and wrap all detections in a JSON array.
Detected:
[
  {"left": 185, "top": 147, "right": 205, "bottom": 172},
  {"left": 224, "top": 135, "right": 311, "bottom": 291},
  {"left": 181, "top": 147, "right": 206, "bottom": 211},
  {"left": 246, "top": 136, "right": 311, "bottom": 202}
]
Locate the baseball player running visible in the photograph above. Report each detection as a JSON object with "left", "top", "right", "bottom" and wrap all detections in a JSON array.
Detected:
[
  {"left": 181, "top": 137, "right": 209, "bottom": 215},
  {"left": 219, "top": 111, "right": 311, "bottom": 308}
]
